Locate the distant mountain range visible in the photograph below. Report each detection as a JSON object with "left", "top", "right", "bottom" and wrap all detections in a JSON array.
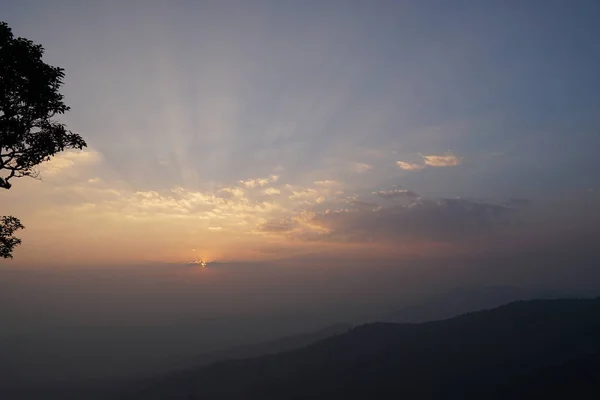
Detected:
[
  {"left": 384, "top": 285, "right": 585, "bottom": 323},
  {"left": 127, "top": 297, "right": 600, "bottom": 399},
  {"left": 183, "top": 323, "right": 353, "bottom": 369},
  {"left": 0, "top": 323, "right": 352, "bottom": 400}
]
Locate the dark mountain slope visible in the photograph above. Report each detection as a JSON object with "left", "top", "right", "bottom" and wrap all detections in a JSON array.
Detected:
[
  {"left": 185, "top": 323, "right": 352, "bottom": 369},
  {"left": 127, "top": 297, "right": 600, "bottom": 399},
  {"left": 385, "top": 285, "right": 583, "bottom": 323},
  {"left": 499, "top": 350, "right": 600, "bottom": 398},
  {"left": 0, "top": 324, "right": 351, "bottom": 400}
]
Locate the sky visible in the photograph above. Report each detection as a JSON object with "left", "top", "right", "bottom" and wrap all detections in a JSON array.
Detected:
[
  {"left": 1, "top": 0, "right": 600, "bottom": 268},
  {"left": 2, "top": 1, "right": 600, "bottom": 385}
]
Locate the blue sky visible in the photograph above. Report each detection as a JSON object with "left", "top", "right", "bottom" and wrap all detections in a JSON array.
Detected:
[{"left": 2, "top": 0, "right": 600, "bottom": 264}]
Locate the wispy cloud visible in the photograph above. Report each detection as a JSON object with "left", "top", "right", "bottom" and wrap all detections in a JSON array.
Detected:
[
  {"left": 238, "top": 175, "right": 281, "bottom": 189},
  {"left": 289, "top": 188, "right": 318, "bottom": 200},
  {"left": 396, "top": 161, "right": 425, "bottom": 171},
  {"left": 354, "top": 163, "right": 373, "bottom": 173},
  {"left": 422, "top": 153, "right": 462, "bottom": 167},
  {"left": 220, "top": 187, "right": 245, "bottom": 198},
  {"left": 314, "top": 180, "right": 341, "bottom": 187},
  {"left": 41, "top": 149, "right": 102, "bottom": 175},
  {"left": 257, "top": 218, "right": 295, "bottom": 233},
  {"left": 294, "top": 198, "right": 519, "bottom": 243},
  {"left": 396, "top": 153, "right": 462, "bottom": 171},
  {"left": 372, "top": 189, "right": 418, "bottom": 200},
  {"left": 239, "top": 178, "right": 270, "bottom": 188}
]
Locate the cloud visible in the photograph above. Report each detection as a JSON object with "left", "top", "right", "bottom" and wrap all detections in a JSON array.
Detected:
[
  {"left": 345, "top": 200, "right": 380, "bottom": 210},
  {"left": 354, "top": 163, "right": 373, "bottom": 173},
  {"left": 238, "top": 175, "right": 280, "bottom": 189},
  {"left": 372, "top": 189, "right": 419, "bottom": 200},
  {"left": 264, "top": 187, "right": 281, "bottom": 195},
  {"left": 239, "top": 178, "right": 270, "bottom": 188},
  {"left": 293, "top": 198, "right": 519, "bottom": 243},
  {"left": 396, "top": 153, "right": 462, "bottom": 171},
  {"left": 289, "top": 188, "right": 318, "bottom": 199},
  {"left": 314, "top": 180, "right": 341, "bottom": 186},
  {"left": 220, "top": 187, "right": 245, "bottom": 198},
  {"left": 41, "top": 149, "right": 103, "bottom": 175},
  {"left": 422, "top": 153, "right": 462, "bottom": 167},
  {"left": 285, "top": 181, "right": 346, "bottom": 205},
  {"left": 258, "top": 218, "right": 295, "bottom": 233},
  {"left": 396, "top": 161, "right": 425, "bottom": 171},
  {"left": 49, "top": 184, "right": 289, "bottom": 241}
]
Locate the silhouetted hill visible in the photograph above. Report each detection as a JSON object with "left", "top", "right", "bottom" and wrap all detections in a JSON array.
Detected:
[
  {"left": 0, "top": 323, "right": 351, "bottom": 400},
  {"left": 498, "top": 350, "right": 600, "bottom": 398},
  {"left": 385, "top": 285, "right": 585, "bottom": 323},
  {"left": 126, "top": 297, "right": 600, "bottom": 399},
  {"left": 186, "top": 323, "right": 352, "bottom": 368},
  {"left": 0, "top": 315, "right": 350, "bottom": 381}
]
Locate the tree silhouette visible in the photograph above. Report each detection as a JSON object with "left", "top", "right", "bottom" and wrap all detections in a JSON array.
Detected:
[
  {"left": 0, "top": 21, "right": 86, "bottom": 258},
  {"left": 0, "top": 216, "right": 23, "bottom": 258}
]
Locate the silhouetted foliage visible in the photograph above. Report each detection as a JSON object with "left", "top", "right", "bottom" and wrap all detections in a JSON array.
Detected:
[
  {"left": 0, "top": 215, "right": 23, "bottom": 258},
  {"left": 0, "top": 21, "right": 86, "bottom": 258}
]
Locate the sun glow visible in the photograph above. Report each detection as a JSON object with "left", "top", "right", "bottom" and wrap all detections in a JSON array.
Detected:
[{"left": 189, "top": 249, "right": 208, "bottom": 267}]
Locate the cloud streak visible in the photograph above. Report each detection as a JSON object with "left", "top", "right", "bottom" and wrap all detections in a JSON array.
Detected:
[
  {"left": 354, "top": 163, "right": 373, "bottom": 173},
  {"left": 372, "top": 189, "right": 419, "bottom": 200},
  {"left": 41, "top": 149, "right": 102, "bottom": 175},
  {"left": 254, "top": 187, "right": 527, "bottom": 246},
  {"left": 396, "top": 153, "right": 462, "bottom": 171},
  {"left": 396, "top": 161, "right": 425, "bottom": 171},
  {"left": 300, "top": 197, "right": 519, "bottom": 243},
  {"left": 422, "top": 153, "right": 462, "bottom": 167}
]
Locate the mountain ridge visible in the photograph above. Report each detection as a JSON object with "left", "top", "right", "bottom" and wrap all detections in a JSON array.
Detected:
[{"left": 127, "top": 297, "right": 600, "bottom": 399}]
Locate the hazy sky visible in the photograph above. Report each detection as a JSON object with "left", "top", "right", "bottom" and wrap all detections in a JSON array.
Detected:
[
  {"left": 3, "top": 3, "right": 600, "bottom": 385},
  {"left": 2, "top": 0, "right": 600, "bottom": 266}
]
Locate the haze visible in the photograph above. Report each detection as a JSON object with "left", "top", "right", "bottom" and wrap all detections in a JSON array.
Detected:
[{"left": 1, "top": 0, "right": 600, "bottom": 389}]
